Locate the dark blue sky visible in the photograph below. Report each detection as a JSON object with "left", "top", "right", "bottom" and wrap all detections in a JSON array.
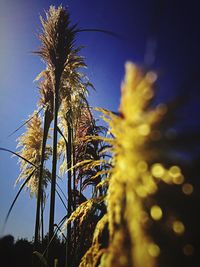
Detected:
[{"left": 0, "top": 0, "right": 200, "bottom": 240}]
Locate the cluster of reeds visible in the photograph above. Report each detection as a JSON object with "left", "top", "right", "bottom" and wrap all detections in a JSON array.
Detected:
[{"left": 11, "top": 5, "right": 109, "bottom": 267}]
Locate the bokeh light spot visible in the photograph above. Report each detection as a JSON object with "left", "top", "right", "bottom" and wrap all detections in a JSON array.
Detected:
[
  {"left": 136, "top": 186, "right": 147, "bottom": 198},
  {"left": 183, "top": 244, "right": 194, "bottom": 256},
  {"left": 172, "top": 220, "right": 185, "bottom": 235},
  {"left": 150, "top": 205, "right": 163, "bottom": 220},
  {"left": 151, "top": 164, "right": 165, "bottom": 178},
  {"left": 148, "top": 243, "right": 160, "bottom": 257},
  {"left": 137, "top": 161, "right": 148, "bottom": 172},
  {"left": 169, "top": 166, "right": 181, "bottom": 177},
  {"left": 182, "top": 183, "right": 193, "bottom": 195},
  {"left": 172, "top": 174, "right": 184, "bottom": 185}
]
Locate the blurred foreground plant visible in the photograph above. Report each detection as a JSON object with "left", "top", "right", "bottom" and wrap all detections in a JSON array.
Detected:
[{"left": 65, "top": 62, "right": 194, "bottom": 267}]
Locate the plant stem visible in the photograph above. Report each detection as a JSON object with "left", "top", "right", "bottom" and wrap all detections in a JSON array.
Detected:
[
  {"left": 66, "top": 121, "right": 72, "bottom": 267},
  {"left": 34, "top": 107, "right": 51, "bottom": 250},
  {"left": 41, "top": 192, "right": 44, "bottom": 242},
  {"left": 48, "top": 72, "right": 60, "bottom": 267}
]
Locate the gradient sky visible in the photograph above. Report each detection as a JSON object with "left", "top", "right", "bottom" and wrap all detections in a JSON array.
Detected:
[{"left": 0, "top": 0, "right": 200, "bottom": 240}]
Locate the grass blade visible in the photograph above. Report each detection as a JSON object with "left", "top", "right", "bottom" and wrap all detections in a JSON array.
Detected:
[
  {"left": 3, "top": 170, "right": 36, "bottom": 230},
  {"left": 42, "top": 215, "right": 68, "bottom": 256},
  {"left": 56, "top": 188, "right": 68, "bottom": 211},
  {"left": 0, "top": 147, "right": 38, "bottom": 168},
  {"left": 76, "top": 28, "right": 124, "bottom": 39},
  {"left": 7, "top": 106, "right": 44, "bottom": 138},
  {"left": 56, "top": 181, "right": 68, "bottom": 202}
]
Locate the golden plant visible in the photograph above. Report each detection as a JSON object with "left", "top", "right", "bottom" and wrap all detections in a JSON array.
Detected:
[
  {"left": 35, "top": 6, "right": 95, "bottom": 265},
  {"left": 71, "top": 62, "right": 187, "bottom": 267},
  {"left": 16, "top": 112, "right": 51, "bottom": 197},
  {"left": 96, "top": 63, "right": 164, "bottom": 267}
]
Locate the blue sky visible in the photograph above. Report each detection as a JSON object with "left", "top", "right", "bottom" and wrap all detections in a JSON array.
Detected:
[{"left": 0, "top": 0, "right": 200, "bottom": 240}]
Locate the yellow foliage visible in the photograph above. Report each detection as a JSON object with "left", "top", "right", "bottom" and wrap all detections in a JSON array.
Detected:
[
  {"left": 62, "top": 197, "right": 104, "bottom": 231},
  {"left": 79, "top": 215, "right": 108, "bottom": 267},
  {"left": 79, "top": 62, "right": 185, "bottom": 267},
  {"left": 16, "top": 112, "right": 51, "bottom": 196}
]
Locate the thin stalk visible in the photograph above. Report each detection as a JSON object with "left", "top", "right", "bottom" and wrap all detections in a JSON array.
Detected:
[
  {"left": 72, "top": 138, "right": 77, "bottom": 259},
  {"left": 66, "top": 121, "right": 72, "bottom": 267},
  {"left": 42, "top": 215, "right": 67, "bottom": 257},
  {"left": 41, "top": 192, "right": 44, "bottom": 242},
  {"left": 34, "top": 107, "right": 51, "bottom": 250},
  {"left": 57, "top": 123, "right": 72, "bottom": 267},
  {"left": 72, "top": 136, "right": 76, "bottom": 210},
  {"left": 48, "top": 71, "right": 61, "bottom": 267}
]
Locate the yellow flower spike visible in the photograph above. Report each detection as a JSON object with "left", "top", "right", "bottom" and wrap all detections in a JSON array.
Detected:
[
  {"left": 99, "top": 62, "right": 161, "bottom": 267},
  {"left": 16, "top": 112, "right": 50, "bottom": 196},
  {"left": 119, "top": 63, "right": 154, "bottom": 121},
  {"left": 81, "top": 62, "right": 183, "bottom": 267}
]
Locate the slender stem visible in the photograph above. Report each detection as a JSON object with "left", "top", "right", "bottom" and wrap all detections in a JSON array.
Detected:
[
  {"left": 41, "top": 192, "right": 44, "bottom": 242},
  {"left": 48, "top": 72, "right": 60, "bottom": 267},
  {"left": 66, "top": 122, "right": 72, "bottom": 267},
  {"left": 72, "top": 138, "right": 77, "bottom": 260},
  {"left": 34, "top": 108, "right": 51, "bottom": 250},
  {"left": 72, "top": 136, "right": 76, "bottom": 210}
]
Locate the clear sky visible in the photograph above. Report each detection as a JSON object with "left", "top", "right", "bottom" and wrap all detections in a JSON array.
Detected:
[{"left": 0, "top": 0, "right": 200, "bottom": 240}]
